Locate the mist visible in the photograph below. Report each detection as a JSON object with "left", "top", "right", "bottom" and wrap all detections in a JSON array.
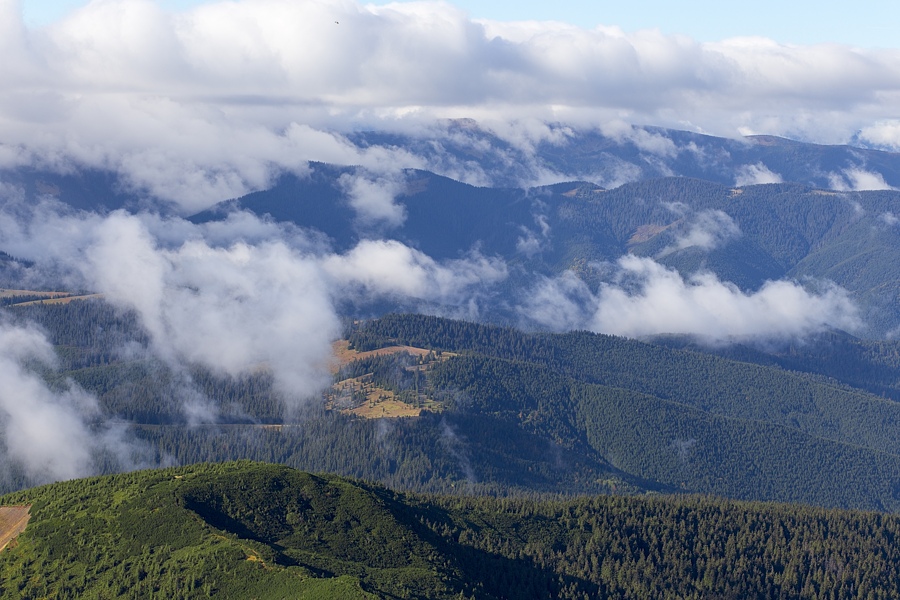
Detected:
[
  {"left": 521, "top": 255, "right": 861, "bottom": 342},
  {"left": 0, "top": 320, "right": 145, "bottom": 484},
  {"left": 0, "top": 201, "right": 508, "bottom": 405},
  {"left": 1, "top": 0, "right": 900, "bottom": 213}
]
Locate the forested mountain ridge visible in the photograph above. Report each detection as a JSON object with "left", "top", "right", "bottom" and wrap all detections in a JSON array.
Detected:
[
  {"left": 345, "top": 314, "right": 900, "bottom": 510},
  {"left": 4, "top": 461, "right": 900, "bottom": 599},
  {"left": 8, "top": 302, "right": 900, "bottom": 511}
]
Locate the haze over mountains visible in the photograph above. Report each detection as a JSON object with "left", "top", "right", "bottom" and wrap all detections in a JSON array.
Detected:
[
  {"left": 2, "top": 0, "right": 900, "bottom": 509},
  {"left": 1, "top": 120, "right": 900, "bottom": 501},
  {"left": 4, "top": 122, "right": 899, "bottom": 340}
]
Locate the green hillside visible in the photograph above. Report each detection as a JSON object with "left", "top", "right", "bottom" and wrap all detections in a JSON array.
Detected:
[
  {"left": 4, "top": 461, "right": 900, "bottom": 599},
  {"left": 348, "top": 314, "right": 900, "bottom": 509}
]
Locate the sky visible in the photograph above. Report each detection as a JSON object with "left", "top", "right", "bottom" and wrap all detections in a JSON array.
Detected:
[{"left": 21, "top": 0, "right": 900, "bottom": 49}]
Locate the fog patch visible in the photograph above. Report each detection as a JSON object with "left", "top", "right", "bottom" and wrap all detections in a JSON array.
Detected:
[
  {"left": 857, "top": 120, "right": 900, "bottom": 152},
  {"left": 338, "top": 170, "right": 408, "bottom": 228},
  {"left": 880, "top": 212, "right": 899, "bottom": 226},
  {"left": 440, "top": 419, "right": 477, "bottom": 489},
  {"left": 829, "top": 168, "right": 895, "bottom": 192},
  {"left": 735, "top": 162, "right": 783, "bottom": 186},
  {"left": 516, "top": 214, "right": 551, "bottom": 258},
  {"left": 659, "top": 209, "right": 741, "bottom": 256},
  {"left": 322, "top": 239, "right": 507, "bottom": 303},
  {"left": 600, "top": 122, "right": 678, "bottom": 158},
  {"left": 521, "top": 255, "right": 860, "bottom": 342},
  {"left": 83, "top": 212, "right": 341, "bottom": 403},
  {"left": 0, "top": 321, "right": 147, "bottom": 485}
]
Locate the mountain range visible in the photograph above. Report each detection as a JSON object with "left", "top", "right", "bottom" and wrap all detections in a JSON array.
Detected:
[{"left": 4, "top": 125, "right": 900, "bottom": 592}]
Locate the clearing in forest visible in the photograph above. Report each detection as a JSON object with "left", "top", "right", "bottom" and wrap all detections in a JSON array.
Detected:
[
  {"left": 327, "top": 340, "right": 452, "bottom": 419},
  {"left": 0, "top": 289, "right": 104, "bottom": 307},
  {"left": 0, "top": 506, "right": 31, "bottom": 552},
  {"left": 330, "top": 340, "right": 434, "bottom": 373}
]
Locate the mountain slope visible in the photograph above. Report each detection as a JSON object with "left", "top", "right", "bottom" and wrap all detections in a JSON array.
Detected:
[
  {"left": 5, "top": 462, "right": 900, "bottom": 599},
  {"left": 348, "top": 314, "right": 900, "bottom": 509},
  {"left": 10, "top": 301, "right": 900, "bottom": 509}
]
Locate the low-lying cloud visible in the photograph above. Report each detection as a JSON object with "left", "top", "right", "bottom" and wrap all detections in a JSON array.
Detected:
[
  {"left": 521, "top": 255, "right": 860, "bottom": 342},
  {"left": 1, "top": 0, "right": 900, "bottom": 209},
  {"left": 735, "top": 162, "right": 783, "bottom": 186},
  {"left": 84, "top": 212, "right": 341, "bottom": 401},
  {"left": 828, "top": 168, "right": 895, "bottom": 192},
  {"left": 0, "top": 202, "right": 508, "bottom": 405},
  {"left": 0, "top": 320, "right": 144, "bottom": 484},
  {"left": 322, "top": 239, "right": 508, "bottom": 304},
  {"left": 338, "top": 171, "right": 408, "bottom": 228},
  {"left": 659, "top": 209, "right": 741, "bottom": 256}
]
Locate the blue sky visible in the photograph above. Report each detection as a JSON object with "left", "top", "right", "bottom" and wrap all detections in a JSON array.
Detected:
[{"left": 22, "top": 0, "right": 900, "bottom": 49}]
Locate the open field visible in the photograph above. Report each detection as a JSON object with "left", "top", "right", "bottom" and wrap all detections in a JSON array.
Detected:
[
  {"left": 0, "top": 288, "right": 104, "bottom": 307},
  {"left": 10, "top": 293, "right": 103, "bottom": 306},
  {"left": 346, "top": 397, "right": 424, "bottom": 419},
  {"left": 330, "top": 339, "right": 435, "bottom": 373},
  {"left": 0, "top": 506, "right": 30, "bottom": 552},
  {"left": 326, "top": 375, "right": 426, "bottom": 419}
]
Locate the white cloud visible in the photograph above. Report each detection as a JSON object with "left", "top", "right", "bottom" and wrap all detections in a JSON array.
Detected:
[
  {"left": 0, "top": 204, "right": 508, "bottom": 403},
  {"left": 521, "top": 255, "right": 860, "bottom": 342},
  {"left": 322, "top": 238, "right": 507, "bottom": 302},
  {"left": 0, "top": 0, "right": 899, "bottom": 210},
  {"left": 735, "top": 162, "right": 783, "bottom": 186},
  {"left": 857, "top": 120, "right": 900, "bottom": 151},
  {"left": 338, "top": 170, "right": 407, "bottom": 227},
  {"left": 599, "top": 121, "right": 678, "bottom": 157},
  {"left": 0, "top": 321, "right": 144, "bottom": 484},
  {"left": 828, "top": 168, "right": 895, "bottom": 191},
  {"left": 516, "top": 213, "right": 551, "bottom": 257},
  {"left": 518, "top": 270, "right": 595, "bottom": 331},
  {"left": 660, "top": 209, "right": 741, "bottom": 256},
  {"left": 79, "top": 213, "right": 341, "bottom": 401}
]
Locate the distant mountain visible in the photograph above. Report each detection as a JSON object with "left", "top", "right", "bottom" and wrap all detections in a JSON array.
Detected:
[
  {"left": 350, "top": 121, "right": 900, "bottom": 189},
  {"left": 4, "top": 122, "right": 900, "bottom": 217},
  {"left": 0, "top": 167, "right": 149, "bottom": 213},
  {"left": 194, "top": 167, "right": 900, "bottom": 336}
]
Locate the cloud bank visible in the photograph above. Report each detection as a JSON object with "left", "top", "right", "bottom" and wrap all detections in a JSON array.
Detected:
[
  {"left": 2, "top": 0, "right": 900, "bottom": 209},
  {"left": 735, "top": 163, "right": 783, "bottom": 186},
  {"left": 659, "top": 209, "right": 741, "bottom": 256},
  {"left": 828, "top": 168, "right": 896, "bottom": 192}
]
